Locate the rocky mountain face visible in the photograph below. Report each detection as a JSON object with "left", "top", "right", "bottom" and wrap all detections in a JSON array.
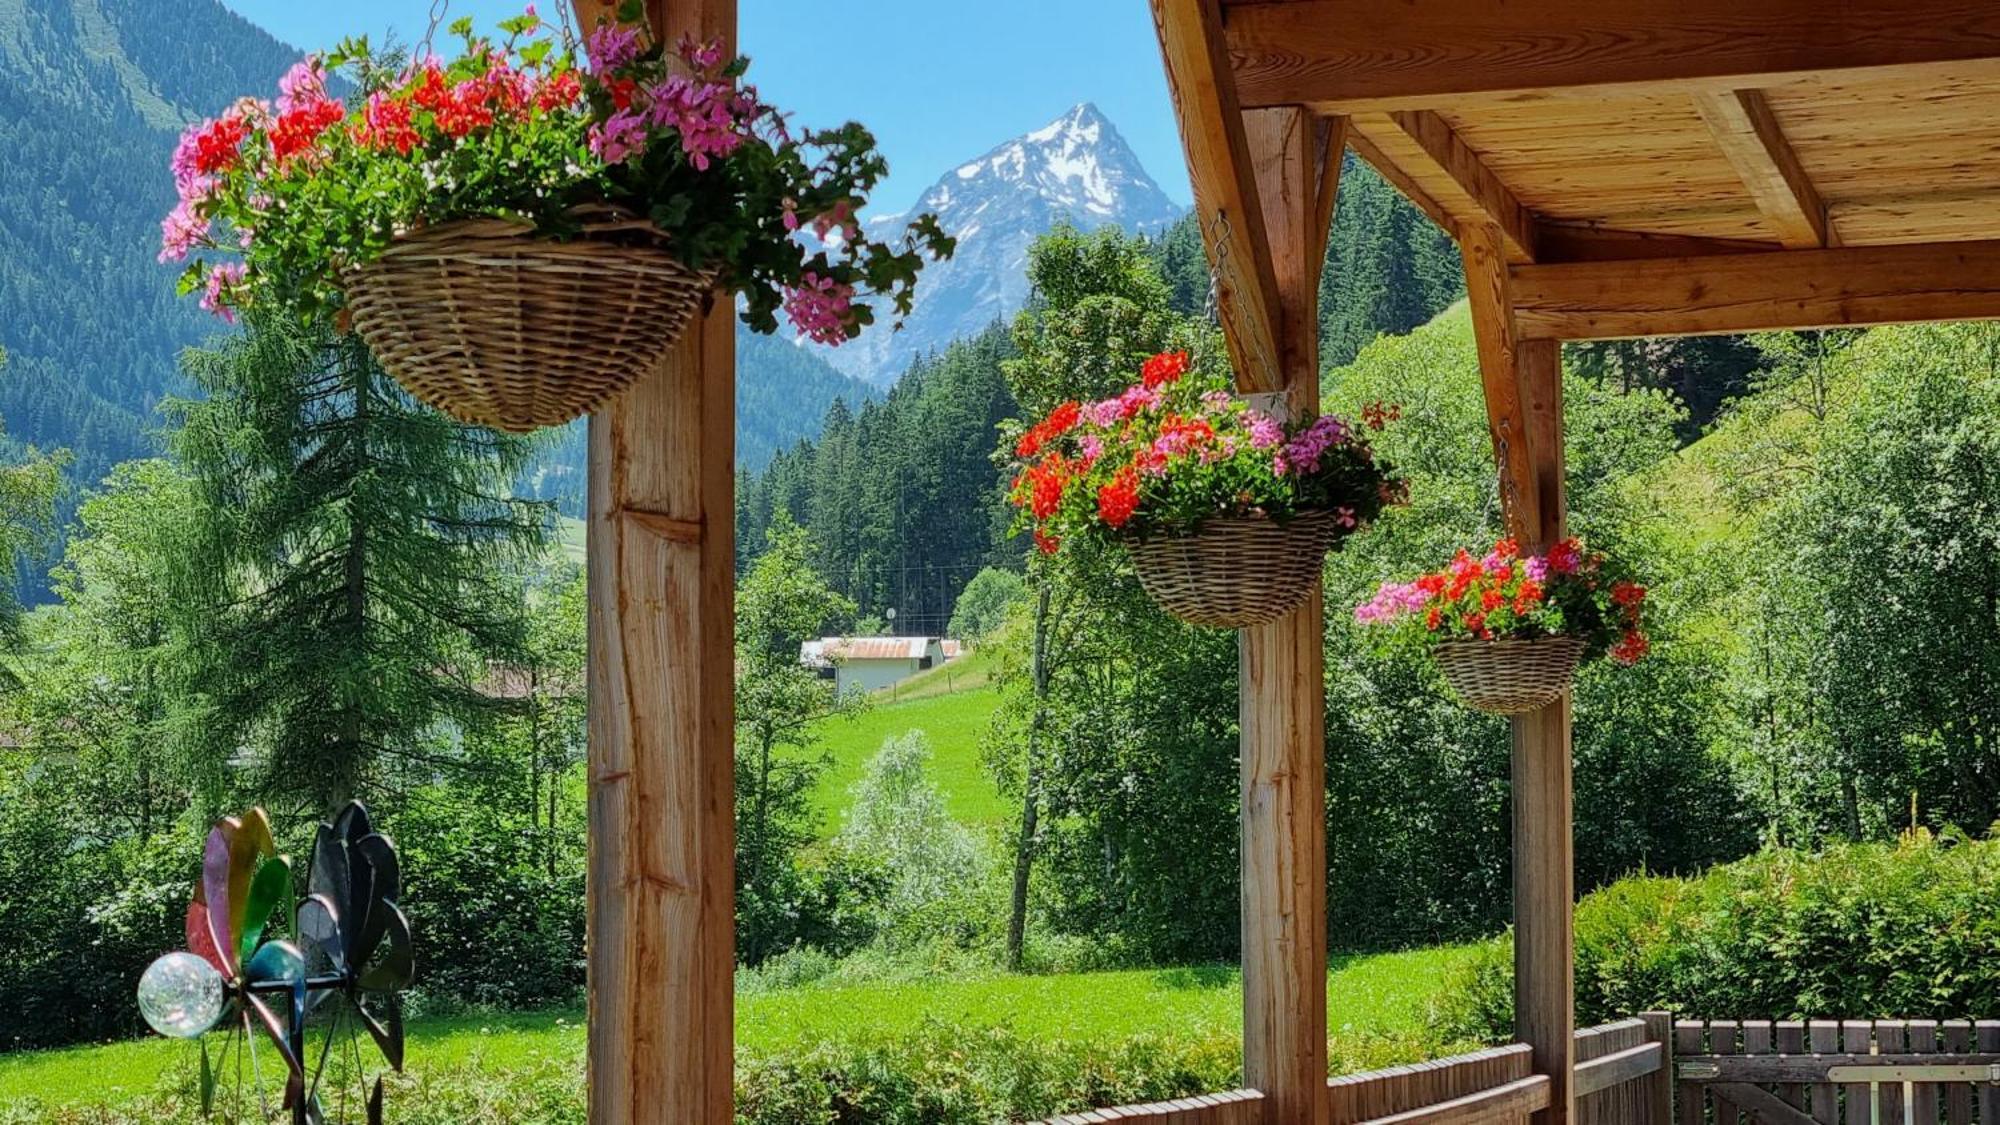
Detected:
[{"left": 828, "top": 102, "right": 1186, "bottom": 384}]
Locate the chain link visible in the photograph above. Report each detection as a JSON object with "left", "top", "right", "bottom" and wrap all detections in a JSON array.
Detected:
[{"left": 416, "top": 0, "right": 448, "bottom": 64}]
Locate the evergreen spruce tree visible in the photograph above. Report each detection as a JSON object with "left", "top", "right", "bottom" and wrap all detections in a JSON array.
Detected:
[{"left": 170, "top": 316, "right": 550, "bottom": 811}]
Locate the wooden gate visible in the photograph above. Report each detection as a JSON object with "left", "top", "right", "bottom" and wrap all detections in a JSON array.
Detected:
[{"left": 1674, "top": 1018, "right": 2000, "bottom": 1124}]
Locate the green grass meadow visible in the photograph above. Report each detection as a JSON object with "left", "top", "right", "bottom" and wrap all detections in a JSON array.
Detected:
[
  {"left": 809, "top": 667, "right": 1007, "bottom": 832},
  {"left": 0, "top": 947, "right": 1473, "bottom": 1110}
]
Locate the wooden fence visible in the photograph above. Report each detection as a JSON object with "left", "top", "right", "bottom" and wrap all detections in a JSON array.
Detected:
[
  {"left": 1674, "top": 1017, "right": 2000, "bottom": 1125},
  {"left": 1326, "top": 1042, "right": 1551, "bottom": 1123}
]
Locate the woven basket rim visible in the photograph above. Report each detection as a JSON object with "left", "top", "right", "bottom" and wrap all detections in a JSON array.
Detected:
[
  {"left": 1434, "top": 635, "right": 1588, "bottom": 651},
  {"left": 1121, "top": 507, "right": 1341, "bottom": 543}
]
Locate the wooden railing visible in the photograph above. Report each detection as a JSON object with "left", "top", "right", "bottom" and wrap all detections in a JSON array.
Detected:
[
  {"left": 1039, "top": 1088, "right": 1264, "bottom": 1124},
  {"left": 1675, "top": 1017, "right": 2000, "bottom": 1125},
  {"left": 1574, "top": 1014, "right": 1671, "bottom": 1125},
  {"left": 1039, "top": 1014, "right": 1676, "bottom": 1125},
  {"left": 1327, "top": 1042, "right": 1550, "bottom": 1123}
]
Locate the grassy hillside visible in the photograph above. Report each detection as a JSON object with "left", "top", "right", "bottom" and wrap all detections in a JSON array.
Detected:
[
  {"left": 0, "top": 946, "right": 1475, "bottom": 1111},
  {"left": 812, "top": 677, "right": 1007, "bottom": 832}
]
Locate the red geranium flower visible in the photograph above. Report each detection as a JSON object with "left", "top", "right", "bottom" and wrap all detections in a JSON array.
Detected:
[
  {"left": 1096, "top": 467, "right": 1140, "bottom": 530},
  {"left": 536, "top": 71, "right": 584, "bottom": 112},
  {"left": 1610, "top": 630, "right": 1650, "bottom": 665},
  {"left": 270, "top": 99, "right": 345, "bottom": 164},
  {"left": 1140, "top": 351, "right": 1189, "bottom": 389},
  {"left": 194, "top": 117, "right": 250, "bottom": 176},
  {"left": 1546, "top": 538, "right": 1583, "bottom": 575}
]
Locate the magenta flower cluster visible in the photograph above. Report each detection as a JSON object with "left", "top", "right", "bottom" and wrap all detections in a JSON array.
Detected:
[{"left": 783, "top": 271, "right": 856, "bottom": 345}]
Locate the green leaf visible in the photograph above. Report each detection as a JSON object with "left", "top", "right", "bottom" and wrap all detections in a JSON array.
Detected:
[{"left": 199, "top": 1040, "right": 214, "bottom": 1116}]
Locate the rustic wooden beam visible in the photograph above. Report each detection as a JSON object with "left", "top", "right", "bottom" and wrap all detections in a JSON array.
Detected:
[
  {"left": 1464, "top": 219, "right": 1573, "bottom": 1125},
  {"left": 1571, "top": 1042, "right": 1663, "bottom": 1098},
  {"left": 1509, "top": 238, "right": 2000, "bottom": 340},
  {"left": 1460, "top": 224, "right": 1555, "bottom": 540},
  {"left": 1692, "top": 89, "right": 1832, "bottom": 249},
  {"left": 1532, "top": 225, "right": 1781, "bottom": 264},
  {"left": 1151, "top": 0, "right": 1288, "bottom": 393},
  {"left": 1349, "top": 111, "right": 1538, "bottom": 261},
  {"left": 579, "top": 0, "right": 737, "bottom": 1121},
  {"left": 1239, "top": 102, "right": 1334, "bottom": 1125},
  {"left": 1222, "top": 0, "right": 2000, "bottom": 111}
]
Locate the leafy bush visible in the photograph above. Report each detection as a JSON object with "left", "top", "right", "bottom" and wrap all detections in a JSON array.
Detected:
[
  {"left": 833, "top": 733, "right": 996, "bottom": 949},
  {"left": 948, "top": 567, "right": 1027, "bottom": 642},
  {"left": 1440, "top": 832, "right": 2000, "bottom": 1040}
]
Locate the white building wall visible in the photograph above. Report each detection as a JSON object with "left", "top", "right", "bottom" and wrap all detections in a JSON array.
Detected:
[{"left": 836, "top": 658, "right": 923, "bottom": 695}]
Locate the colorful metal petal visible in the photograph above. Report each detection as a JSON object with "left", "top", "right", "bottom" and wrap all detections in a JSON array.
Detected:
[
  {"left": 185, "top": 900, "right": 227, "bottom": 975},
  {"left": 245, "top": 939, "right": 304, "bottom": 986},
  {"left": 237, "top": 855, "right": 292, "bottom": 967},
  {"left": 356, "top": 901, "right": 413, "bottom": 993},
  {"left": 349, "top": 833, "right": 400, "bottom": 969},
  {"left": 354, "top": 992, "right": 405, "bottom": 1072},
  {"left": 226, "top": 808, "right": 276, "bottom": 955},
  {"left": 201, "top": 817, "right": 241, "bottom": 978}
]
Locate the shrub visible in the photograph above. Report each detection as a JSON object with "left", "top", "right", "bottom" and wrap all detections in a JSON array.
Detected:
[
  {"left": 833, "top": 733, "right": 996, "bottom": 949},
  {"left": 1439, "top": 832, "right": 2000, "bottom": 1041}
]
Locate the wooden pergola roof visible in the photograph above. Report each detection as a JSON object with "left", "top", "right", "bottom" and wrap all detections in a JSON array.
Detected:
[{"left": 570, "top": 3, "right": 2000, "bottom": 1124}]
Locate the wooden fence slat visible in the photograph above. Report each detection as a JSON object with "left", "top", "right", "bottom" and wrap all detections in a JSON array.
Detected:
[
  {"left": 1909, "top": 1019, "right": 1939, "bottom": 1125},
  {"left": 1978, "top": 1023, "right": 2000, "bottom": 1125},
  {"left": 1777, "top": 1022, "right": 1807, "bottom": 1114},
  {"left": 1645, "top": 1013, "right": 1675, "bottom": 1125},
  {"left": 1942, "top": 1021, "right": 1972, "bottom": 1125},
  {"left": 1843, "top": 1021, "right": 1875, "bottom": 1125},
  {"left": 1712, "top": 1020, "right": 1743, "bottom": 1125},
  {"left": 1329, "top": 1044, "right": 1534, "bottom": 1122},
  {"left": 1809, "top": 1022, "right": 1840, "bottom": 1125},
  {"left": 1679, "top": 1021, "right": 1707, "bottom": 1125},
  {"left": 1878, "top": 1020, "right": 1908, "bottom": 1125}
]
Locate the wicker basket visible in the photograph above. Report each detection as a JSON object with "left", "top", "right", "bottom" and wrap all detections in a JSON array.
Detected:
[
  {"left": 342, "top": 212, "right": 714, "bottom": 433},
  {"left": 1435, "top": 636, "right": 1586, "bottom": 714},
  {"left": 1125, "top": 510, "right": 1346, "bottom": 628}
]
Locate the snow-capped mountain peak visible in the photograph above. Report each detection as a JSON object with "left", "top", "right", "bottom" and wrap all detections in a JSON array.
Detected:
[{"left": 830, "top": 103, "right": 1185, "bottom": 384}]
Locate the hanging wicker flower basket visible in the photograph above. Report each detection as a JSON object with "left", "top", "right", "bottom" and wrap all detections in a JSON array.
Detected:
[
  {"left": 341, "top": 211, "right": 715, "bottom": 433},
  {"left": 1126, "top": 509, "right": 1346, "bottom": 628},
  {"left": 1434, "top": 636, "right": 1586, "bottom": 715}
]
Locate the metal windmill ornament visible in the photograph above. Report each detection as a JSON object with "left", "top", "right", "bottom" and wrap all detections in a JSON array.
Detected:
[{"left": 136, "top": 802, "right": 415, "bottom": 1124}]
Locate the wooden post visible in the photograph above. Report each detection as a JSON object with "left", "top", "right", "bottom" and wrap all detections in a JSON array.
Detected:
[
  {"left": 1464, "top": 220, "right": 1574, "bottom": 1125},
  {"left": 580, "top": 3, "right": 738, "bottom": 1123},
  {"left": 1641, "top": 1012, "right": 1673, "bottom": 1125},
  {"left": 1239, "top": 106, "right": 1342, "bottom": 1125}
]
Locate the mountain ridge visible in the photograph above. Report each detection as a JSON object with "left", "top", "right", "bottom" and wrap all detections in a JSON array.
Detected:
[{"left": 827, "top": 102, "right": 1185, "bottom": 385}]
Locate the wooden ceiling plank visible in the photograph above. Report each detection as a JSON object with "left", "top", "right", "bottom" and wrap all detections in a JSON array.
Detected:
[
  {"left": 1386, "top": 110, "right": 1540, "bottom": 260},
  {"left": 1510, "top": 239, "right": 2000, "bottom": 339},
  {"left": 1692, "top": 89, "right": 1833, "bottom": 248},
  {"left": 1151, "top": 0, "right": 1287, "bottom": 394},
  {"left": 1223, "top": 0, "right": 2000, "bottom": 111}
]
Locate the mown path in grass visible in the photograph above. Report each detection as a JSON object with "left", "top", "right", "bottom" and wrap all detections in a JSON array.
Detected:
[{"left": 0, "top": 947, "right": 1473, "bottom": 1108}]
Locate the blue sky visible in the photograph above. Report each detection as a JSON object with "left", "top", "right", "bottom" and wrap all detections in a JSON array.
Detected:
[{"left": 218, "top": 0, "right": 1193, "bottom": 217}]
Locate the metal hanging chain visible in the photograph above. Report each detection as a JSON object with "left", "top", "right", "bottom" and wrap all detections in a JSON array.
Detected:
[{"left": 416, "top": 0, "right": 449, "bottom": 64}]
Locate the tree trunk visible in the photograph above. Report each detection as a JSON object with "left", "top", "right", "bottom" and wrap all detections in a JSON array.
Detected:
[{"left": 1005, "top": 584, "right": 1051, "bottom": 970}]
